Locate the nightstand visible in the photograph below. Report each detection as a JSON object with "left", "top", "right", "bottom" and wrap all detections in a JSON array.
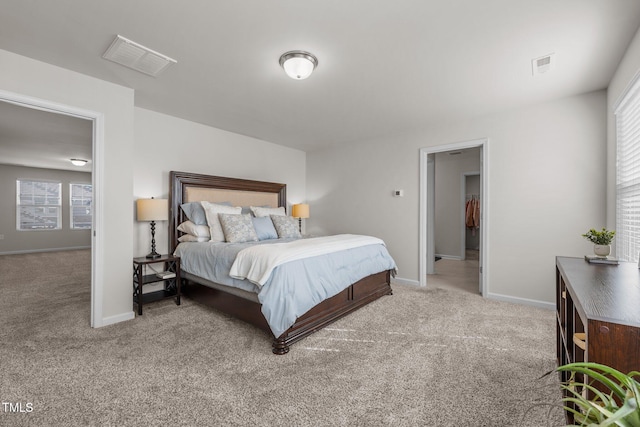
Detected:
[{"left": 132, "top": 254, "right": 181, "bottom": 315}]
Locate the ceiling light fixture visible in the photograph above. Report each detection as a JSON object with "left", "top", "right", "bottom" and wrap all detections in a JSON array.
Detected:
[
  {"left": 70, "top": 159, "right": 88, "bottom": 166},
  {"left": 279, "top": 50, "right": 318, "bottom": 80}
]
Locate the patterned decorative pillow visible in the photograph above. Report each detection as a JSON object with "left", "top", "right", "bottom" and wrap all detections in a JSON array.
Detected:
[
  {"left": 251, "top": 206, "right": 286, "bottom": 218},
  {"left": 270, "top": 215, "right": 301, "bottom": 239},
  {"left": 218, "top": 213, "right": 259, "bottom": 243},
  {"left": 201, "top": 202, "right": 242, "bottom": 242}
]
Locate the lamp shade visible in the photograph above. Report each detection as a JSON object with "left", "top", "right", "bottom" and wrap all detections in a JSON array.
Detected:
[
  {"left": 292, "top": 203, "right": 310, "bottom": 219},
  {"left": 137, "top": 198, "right": 168, "bottom": 221}
]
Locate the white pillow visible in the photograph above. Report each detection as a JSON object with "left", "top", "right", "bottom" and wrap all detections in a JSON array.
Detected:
[
  {"left": 178, "top": 234, "right": 209, "bottom": 243},
  {"left": 250, "top": 206, "right": 285, "bottom": 218},
  {"left": 177, "top": 220, "right": 210, "bottom": 238},
  {"left": 201, "top": 201, "right": 242, "bottom": 242}
]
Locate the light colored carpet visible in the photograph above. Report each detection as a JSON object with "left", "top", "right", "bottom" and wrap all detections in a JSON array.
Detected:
[{"left": 0, "top": 250, "right": 564, "bottom": 426}]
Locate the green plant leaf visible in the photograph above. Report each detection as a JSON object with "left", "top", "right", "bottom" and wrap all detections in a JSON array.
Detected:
[
  {"left": 558, "top": 363, "right": 627, "bottom": 398},
  {"left": 555, "top": 363, "right": 640, "bottom": 427}
]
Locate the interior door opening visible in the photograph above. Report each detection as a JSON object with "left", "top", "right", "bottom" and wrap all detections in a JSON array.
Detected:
[
  {"left": 419, "top": 138, "right": 488, "bottom": 296},
  {"left": 0, "top": 91, "right": 100, "bottom": 326}
]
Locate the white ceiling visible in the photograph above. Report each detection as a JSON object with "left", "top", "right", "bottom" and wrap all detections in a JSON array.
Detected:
[
  {"left": 0, "top": 101, "right": 93, "bottom": 172},
  {"left": 1, "top": 0, "right": 640, "bottom": 168}
]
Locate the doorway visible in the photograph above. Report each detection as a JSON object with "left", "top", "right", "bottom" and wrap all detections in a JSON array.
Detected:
[
  {"left": 419, "top": 138, "right": 488, "bottom": 296},
  {"left": 0, "top": 90, "right": 103, "bottom": 326}
]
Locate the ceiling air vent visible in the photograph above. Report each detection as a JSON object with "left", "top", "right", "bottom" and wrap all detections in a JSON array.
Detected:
[
  {"left": 102, "top": 35, "right": 176, "bottom": 77},
  {"left": 532, "top": 53, "right": 555, "bottom": 77}
]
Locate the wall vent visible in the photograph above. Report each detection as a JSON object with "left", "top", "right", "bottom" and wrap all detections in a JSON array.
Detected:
[
  {"left": 532, "top": 53, "right": 555, "bottom": 76},
  {"left": 102, "top": 35, "right": 176, "bottom": 77}
]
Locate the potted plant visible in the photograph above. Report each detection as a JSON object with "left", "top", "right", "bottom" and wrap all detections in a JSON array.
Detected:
[
  {"left": 582, "top": 228, "right": 616, "bottom": 258},
  {"left": 556, "top": 362, "right": 640, "bottom": 426}
]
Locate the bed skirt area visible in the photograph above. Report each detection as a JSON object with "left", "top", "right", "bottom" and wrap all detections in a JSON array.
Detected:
[{"left": 182, "top": 269, "right": 393, "bottom": 354}]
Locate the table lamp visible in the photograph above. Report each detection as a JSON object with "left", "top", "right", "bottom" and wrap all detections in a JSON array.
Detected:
[
  {"left": 291, "top": 203, "right": 310, "bottom": 233},
  {"left": 137, "top": 197, "right": 168, "bottom": 259}
]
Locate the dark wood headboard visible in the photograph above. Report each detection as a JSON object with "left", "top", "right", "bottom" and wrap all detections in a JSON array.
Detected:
[{"left": 169, "top": 171, "right": 287, "bottom": 252}]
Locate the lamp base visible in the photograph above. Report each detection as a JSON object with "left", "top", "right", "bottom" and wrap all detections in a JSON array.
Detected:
[{"left": 146, "top": 220, "right": 161, "bottom": 259}]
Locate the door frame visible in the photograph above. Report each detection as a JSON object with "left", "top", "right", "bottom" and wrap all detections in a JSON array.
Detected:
[
  {"left": 419, "top": 138, "right": 489, "bottom": 296},
  {"left": 0, "top": 89, "right": 104, "bottom": 327}
]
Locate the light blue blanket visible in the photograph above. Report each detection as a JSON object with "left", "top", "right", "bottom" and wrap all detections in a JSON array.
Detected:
[{"left": 174, "top": 238, "right": 397, "bottom": 337}]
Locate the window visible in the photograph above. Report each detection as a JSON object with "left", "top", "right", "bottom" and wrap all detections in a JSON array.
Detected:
[
  {"left": 70, "top": 183, "right": 93, "bottom": 229},
  {"left": 615, "top": 76, "right": 640, "bottom": 261},
  {"left": 16, "top": 180, "right": 62, "bottom": 230}
]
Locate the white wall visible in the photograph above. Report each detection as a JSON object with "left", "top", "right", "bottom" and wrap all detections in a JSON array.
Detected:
[
  {"left": 133, "top": 107, "right": 307, "bottom": 257},
  {"left": 0, "top": 49, "right": 135, "bottom": 325},
  {"left": 307, "top": 90, "right": 607, "bottom": 305},
  {"left": 434, "top": 149, "right": 480, "bottom": 258},
  {"left": 607, "top": 26, "right": 640, "bottom": 243}
]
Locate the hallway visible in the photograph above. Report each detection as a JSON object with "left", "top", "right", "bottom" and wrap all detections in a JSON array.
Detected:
[{"left": 427, "top": 250, "right": 480, "bottom": 294}]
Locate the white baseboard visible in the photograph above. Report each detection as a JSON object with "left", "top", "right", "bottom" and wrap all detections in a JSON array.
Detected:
[
  {"left": 485, "top": 292, "right": 554, "bottom": 310},
  {"left": 0, "top": 246, "right": 91, "bottom": 256},
  {"left": 95, "top": 311, "right": 135, "bottom": 328},
  {"left": 391, "top": 276, "right": 420, "bottom": 287},
  {"left": 435, "top": 254, "right": 462, "bottom": 260}
]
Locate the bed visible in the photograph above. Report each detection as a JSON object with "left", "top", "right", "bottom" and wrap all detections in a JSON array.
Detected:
[{"left": 169, "top": 171, "right": 395, "bottom": 354}]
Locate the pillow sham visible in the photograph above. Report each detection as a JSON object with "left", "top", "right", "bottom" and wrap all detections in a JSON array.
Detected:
[
  {"left": 177, "top": 220, "right": 210, "bottom": 238},
  {"left": 218, "top": 213, "right": 259, "bottom": 243},
  {"left": 181, "top": 201, "right": 231, "bottom": 225},
  {"left": 251, "top": 206, "right": 285, "bottom": 218},
  {"left": 251, "top": 216, "right": 278, "bottom": 240},
  {"left": 270, "top": 215, "right": 301, "bottom": 239},
  {"left": 180, "top": 202, "right": 208, "bottom": 225},
  {"left": 201, "top": 201, "right": 242, "bottom": 242},
  {"left": 178, "top": 234, "right": 209, "bottom": 243}
]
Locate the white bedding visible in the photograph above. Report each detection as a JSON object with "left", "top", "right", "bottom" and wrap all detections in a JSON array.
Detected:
[{"left": 229, "top": 234, "right": 386, "bottom": 286}]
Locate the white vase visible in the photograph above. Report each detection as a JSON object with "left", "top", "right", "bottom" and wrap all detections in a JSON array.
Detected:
[{"left": 594, "top": 244, "right": 611, "bottom": 258}]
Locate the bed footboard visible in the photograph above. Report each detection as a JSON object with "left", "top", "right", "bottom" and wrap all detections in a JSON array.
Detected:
[
  {"left": 272, "top": 269, "right": 392, "bottom": 354},
  {"left": 182, "top": 270, "right": 392, "bottom": 354}
]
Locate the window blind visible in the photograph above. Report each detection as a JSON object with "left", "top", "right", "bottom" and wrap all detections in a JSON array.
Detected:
[
  {"left": 16, "top": 179, "right": 62, "bottom": 230},
  {"left": 615, "top": 76, "right": 640, "bottom": 261},
  {"left": 70, "top": 183, "right": 92, "bottom": 229}
]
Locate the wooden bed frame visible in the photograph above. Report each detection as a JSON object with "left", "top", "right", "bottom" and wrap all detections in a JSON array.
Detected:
[{"left": 169, "top": 171, "right": 393, "bottom": 354}]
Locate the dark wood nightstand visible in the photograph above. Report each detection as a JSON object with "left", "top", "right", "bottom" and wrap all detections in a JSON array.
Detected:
[{"left": 132, "top": 254, "right": 181, "bottom": 315}]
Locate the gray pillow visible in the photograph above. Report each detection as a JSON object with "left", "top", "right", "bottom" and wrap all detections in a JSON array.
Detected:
[
  {"left": 218, "top": 213, "right": 259, "bottom": 243},
  {"left": 181, "top": 201, "right": 231, "bottom": 225},
  {"left": 270, "top": 215, "right": 301, "bottom": 239},
  {"left": 252, "top": 216, "right": 278, "bottom": 240}
]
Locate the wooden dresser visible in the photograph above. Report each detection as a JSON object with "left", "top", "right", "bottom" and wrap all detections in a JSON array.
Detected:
[{"left": 556, "top": 256, "right": 640, "bottom": 376}]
